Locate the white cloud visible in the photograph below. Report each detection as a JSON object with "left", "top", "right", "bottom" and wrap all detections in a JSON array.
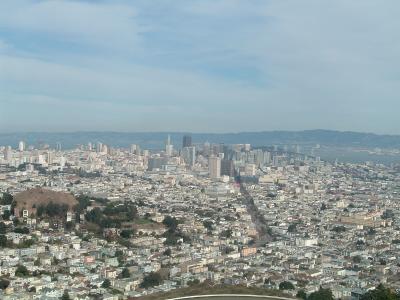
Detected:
[{"left": 0, "top": 0, "right": 143, "bottom": 50}]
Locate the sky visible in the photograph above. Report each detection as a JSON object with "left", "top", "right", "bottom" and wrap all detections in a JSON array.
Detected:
[{"left": 0, "top": 0, "right": 399, "bottom": 134}]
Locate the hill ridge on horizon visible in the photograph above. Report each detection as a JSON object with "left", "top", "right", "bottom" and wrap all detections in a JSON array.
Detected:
[
  {"left": 1, "top": 129, "right": 400, "bottom": 150},
  {"left": 0, "top": 129, "right": 399, "bottom": 136}
]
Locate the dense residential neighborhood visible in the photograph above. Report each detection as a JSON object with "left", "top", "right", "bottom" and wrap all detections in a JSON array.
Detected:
[{"left": 1, "top": 138, "right": 400, "bottom": 300}]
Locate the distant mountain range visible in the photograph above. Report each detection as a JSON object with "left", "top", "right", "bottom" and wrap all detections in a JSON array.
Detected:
[{"left": 1, "top": 130, "right": 400, "bottom": 150}]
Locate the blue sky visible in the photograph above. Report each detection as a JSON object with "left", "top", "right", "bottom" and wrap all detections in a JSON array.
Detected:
[{"left": 0, "top": 0, "right": 399, "bottom": 133}]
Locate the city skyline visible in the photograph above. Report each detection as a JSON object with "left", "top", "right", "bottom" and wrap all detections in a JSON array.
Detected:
[{"left": 1, "top": 0, "right": 400, "bottom": 134}]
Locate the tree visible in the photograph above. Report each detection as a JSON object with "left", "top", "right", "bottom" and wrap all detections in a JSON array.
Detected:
[
  {"left": 163, "top": 248, "right": 172, "bottom": 256},
  {"left": 15, "top": 265, "right": 29, "bottom": 277},
  {"left": 61, "top": 290, "right": 71, "bottom": 300},
  {"left": 0, "top": 235, "right": 7, "bottom": 248},
  {"left": 121, "top": 267, "right": 130, "bottom": 278},
  {"left": 188, "top": 279, "right": 200, "bottom": 286},
  {"left": 279, "top": 281, "right": 295, "bottom": 290},
  {"left": 360, "top": 284, "right": 399, "bottom": 300},
  {"left": 1, "top": 193, "right": 13, "bottom": 205},
  {"left": 140, "top": 272, "right": 163, "bottom": 288},
  {"left": 220, "top": 228, "right": 233, "bottom": 238},
  {"left": 288, "top": 224, "right": 297, "bottom": 233},
  {"left": 0, "top": 222, "right": 6, "bottom": 234},
  {"left": 65, "top": 221, "right": 74, "bottom": 231},
  {"left": 14, "top": 227, "right": 29, "bottom": 234},
  {"left": 2, "top": 210, "right": 11, "bottom": 221},
  {"left": 163, "top": 216, "right": 179, "bottom": 231},
  {"left": 101, "top": 278, "right": 111, "bottom": 288},
  {"left": 308, "top": 287, "right": 334, "bottom": 300},
  {"left": 296, "top": 290, "right": 307, "bottom": 300},
  {"left": 0, "top": 278, "right": 10, "bottom": 290},
  {"left": 203, "top": 220, "right": 213, "bottom": 231},
  {"left": 120, "top": 229, "right": 133, "bottom": 239}
]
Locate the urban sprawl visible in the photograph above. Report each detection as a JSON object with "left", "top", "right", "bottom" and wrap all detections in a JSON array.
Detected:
[{"left": 1, "top": 136, "right": 400, "bottom": 300}]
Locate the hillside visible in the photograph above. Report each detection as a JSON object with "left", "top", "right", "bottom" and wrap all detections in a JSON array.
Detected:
[
  {"left": 1, "top": 130, "right": 400, "bottom": 149},
  {"left": 14, "top": 188, "right": 78, "bottom": 215},
  {"left": 134, "top": 284, "right": 294, "bottom": 300}
]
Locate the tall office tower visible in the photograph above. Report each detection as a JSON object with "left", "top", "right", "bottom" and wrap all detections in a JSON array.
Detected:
[
  {"left": 130, "top": 144, "right": 137, "bottom": 154},
  {"left": 47, "top": 152, "right": 53, "bottom": 164},
  {"left": 102, "top": 144, "right": 109, "bottom": 154},
  {"left": 135, "top": 145, "right": 141, "bottom": 156},
  {"left": 88, "top": 142, "right": 93, "bottom": 151},
  {"left": 221, "top": 159, "right": 235, "bottom": 177},
  {"left": 182, "top": 146, "right": 196, "bottom": 168},
  {"left": 165, "top": 134, "right": 173, "bottom": 156},
  {"left": 209, "top": 155, "right": 221, "bottom": 179},
  {"left": 203, "top": 142, "right": 210, "bottom": 156},
  {"left": 264, "top": 151, "right": 271, "bottom": 165},
  {"left": 222, "top": 145, "right": 231, "bottom": 160},
  {"left": 56, "top": 142, "right": 62, "bottom": 151},
  {"left": 182, "top": 135, "right": 192, "bottom": 148},
  {"left": 255, "top": 149, "right": 264, "bottom": 166},
  {"left": 18, "top": 141, "right": 25, "bottom": 152},
  {"left": 4, "top": 146, "right": 12, "bottom": 161},
  {"left": 96, "top": 142, "right": 103, "bottom": 153}
]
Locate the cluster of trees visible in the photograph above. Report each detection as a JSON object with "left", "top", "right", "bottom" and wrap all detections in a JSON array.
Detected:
[
  {"left": 279, "top": 281, "right": 295, "bottom": 290},
  {"left": 162, "top": 216, "right": 190, "bottom": 245},
  {"left": 331, "top": 225, "right": 346, "bottom": 233},
  {"left": 120, "top": 267, "right": 130, "bottom": 279},
  {"left": 0, "top": 192, "right": 13, "bottom": 205},
  {"left": 203, "top": 220, "right": 213, "bottom": 231},
  {"left": 1, "top": 223, "right": 32, "bottom": 248},
  {"left": 0, "top": 222, "right": 7, "bottom": 248},
  {"left": 288, "top": 223, "right": 298, "bottom": 233},
  {"left": 140, "top": 272, "right": 163, "bottom": 288},
  {"left": 85, "top": 202, "right": 138, "bottom": 231},
  {"left": 85, "top": 208, "right": 120, "bottom": 229},
  {"left": 1, "top": 193, "right": 14, "bottom": 220},
  {"left": 0, "top": 278, "right": 10, "bottom": 290},
  {"left": 75, "top": 194, "right": 108, "bottom": 222},
  {"left": 296, "top": 285, "right": 399, "bottom": 300},
  {"left": 61, "top": 290, "right": 71, "bottom": 300},
  {"left": 14, "top": 227, "right": 29, "bottom": 234},
  {"left": 36, "top": 202, "right": 69, "bottom": 218},
  {"left": 360, "top": 284, "right": 400, "bottom": 300},
  {"left": 220, "top": 228, "right": 233, "bottom": 238},
  {"left": 296, "top": 287, "right": 334, "bottom": 300},
  {"left": 15, "top": 265, "right": 29, "bottom": 277}
]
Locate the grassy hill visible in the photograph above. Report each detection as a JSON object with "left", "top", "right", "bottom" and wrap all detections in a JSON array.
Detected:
[{"left": 14, "top": 188, "right": 77, "bottom": 215}]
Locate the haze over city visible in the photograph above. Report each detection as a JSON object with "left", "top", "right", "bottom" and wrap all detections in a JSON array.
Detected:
[
  {"left": 1, "top": 0, "right": 400, "bottom": 133},
  {"left": 3, "top": 1, "right": 400, "bottom": 300}
]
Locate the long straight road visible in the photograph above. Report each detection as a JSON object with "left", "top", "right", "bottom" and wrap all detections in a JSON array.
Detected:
[{"left": 237, "top": 177, "right": 271, "bottom": 247}]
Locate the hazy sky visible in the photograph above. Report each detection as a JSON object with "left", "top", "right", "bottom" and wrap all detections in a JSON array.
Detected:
[{"left": 1, "top": 0, "right": 399, "bottom": 133}]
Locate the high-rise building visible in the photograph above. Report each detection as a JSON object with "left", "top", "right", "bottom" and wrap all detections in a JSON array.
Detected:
[
  {"left": 47, "top": 152, "right": 53, "bottom": 164},
  {"left": 96, "top": 142, "right": 103, "bottom": 153},
  {"left": 221, "top": 159, "right": 235, "bottom": 177},
  {"left": 182, "top": 135, "right": 192, "bottom": 148},
  {"left": 4, "top": 146, "right": 12, "bottom": 161},
  {"left": 209, "top": 156, "right": 221, "bottom": 179},
  {"left": 165, "top": 135, "right": 173, "bottom": 156},
  {"left": 18, "top": 141, "right": 25, "bottom": 152},
  {"left": 182, "top": 146, "right": 196, "bottom": 168},
  {"left": 130, "top": 144, "right": 137, "bottom": 154}
]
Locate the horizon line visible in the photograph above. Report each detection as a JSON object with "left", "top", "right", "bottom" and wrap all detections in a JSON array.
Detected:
[{"left": 0, "top": 129, "right": 398, "bottom": 137}]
